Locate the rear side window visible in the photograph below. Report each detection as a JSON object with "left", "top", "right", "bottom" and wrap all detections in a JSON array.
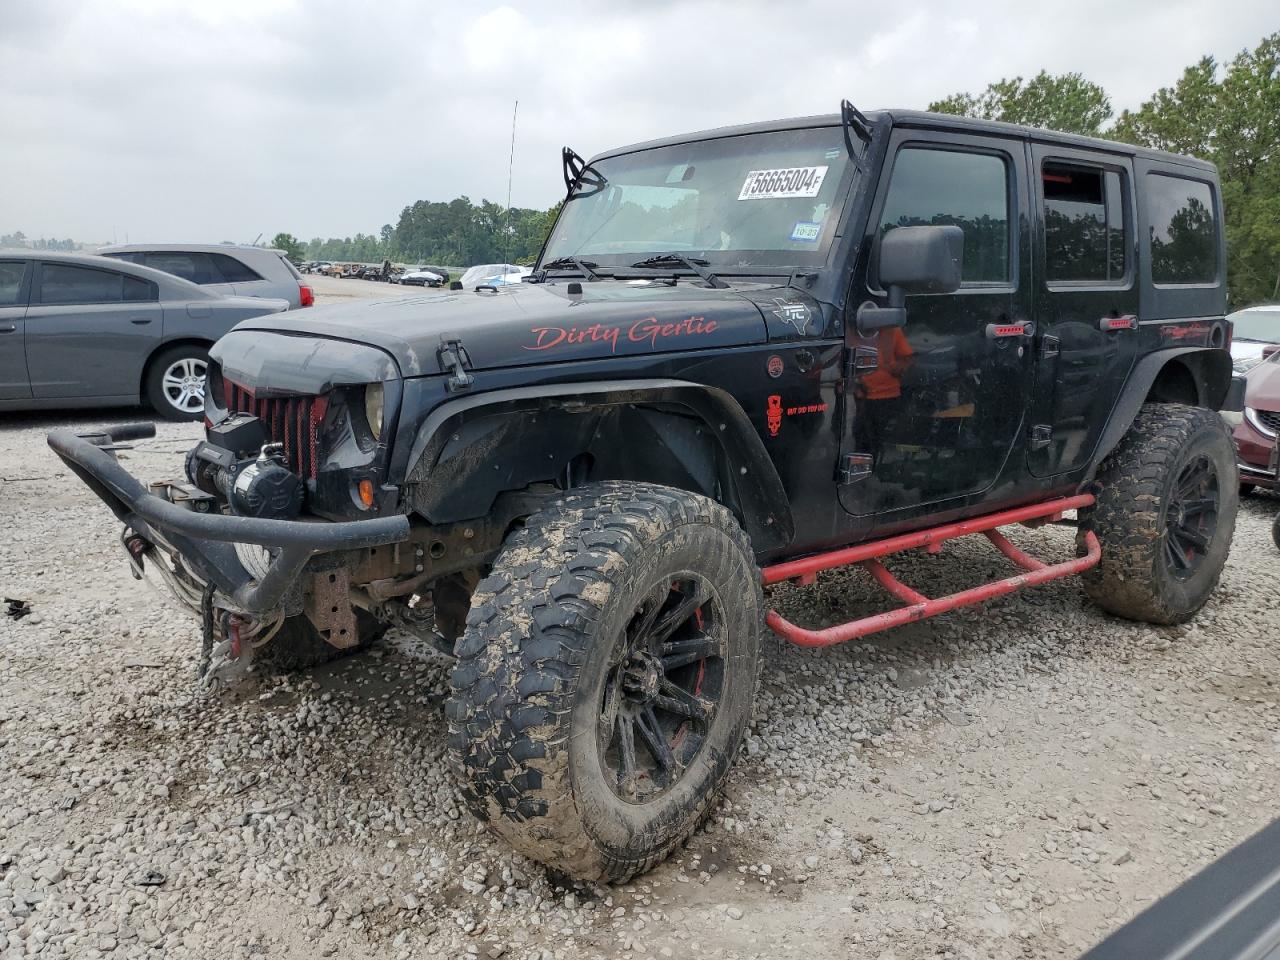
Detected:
[
  {"left": 278, "top": 255, "right": 302, "bottom": 280},
  {"left": 879, "top": 147, "right": 1010, "bottom": 284},
  {"left": 209, "top": 253, "right": 263, "bottom": 283},
  {"left": 1043, "top": 162, "right": 1127, "bottom": 283},
  {"left": 141, "top": 251, "right": 219, "bottom": 284},
  {"left": 39, "top": 264, "right": 156, "bottom": 304},
  {"left": 1146, "top": 174, "right": 1217, "bottom": 285},
  {"left": 0, "top": 261, "right": 27, "bottom": 305}
]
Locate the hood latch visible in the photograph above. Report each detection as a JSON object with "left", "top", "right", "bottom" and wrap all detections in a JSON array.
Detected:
[{"left": 437, "top": 336, "right": 474, "bottom": 393}]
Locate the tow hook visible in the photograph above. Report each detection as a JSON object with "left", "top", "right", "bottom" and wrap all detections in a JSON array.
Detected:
[{"left": 199, "top": 616, "right": 253, "bottom": 691}]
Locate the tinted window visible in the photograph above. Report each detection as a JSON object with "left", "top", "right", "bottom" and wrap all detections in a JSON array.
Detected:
[
  {"left": 1043, "top": 163, "right": 1126, "bottom": 282},
  {"left": 39, "top": 264, "right": 156, "bottom": 304},
  {"left": 0, "top": 261, "right": 27, "bottom": 305},
  {"left": 879, "top": 148, "right": 1010, "bottom": 284},
  {"left": 209, "top": 253, "right": 262, "bottom": 283},
  {"left": 140, "top": 251, "right": 219, "bottom": 284},
  {"left": 1146, "top": 174, "right": 1217, "bottom": 285}
]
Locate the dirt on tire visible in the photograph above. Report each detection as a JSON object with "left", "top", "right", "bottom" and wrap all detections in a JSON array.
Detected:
[
  {"left": 445, "top": 481, "right": 763, "bottom": 882},
  {"left": 1079, "top": 402, "right": 1238, "bottom": 624}
]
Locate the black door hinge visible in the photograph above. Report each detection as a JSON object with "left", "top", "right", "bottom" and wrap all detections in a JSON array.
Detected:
[
  {"left": 843, "top": 346, "right": 879, "bottom": 378},
  {"left": 437, "top": 336, "right": 474, "bottom": 392},
  {"left": 838, "top": 452, "right": 874, "bottom": 484},
  {"left": 1029, "top": 424, "right": 1053, "bottom": 449}
]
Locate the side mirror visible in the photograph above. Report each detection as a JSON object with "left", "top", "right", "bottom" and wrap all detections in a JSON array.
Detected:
[{"left": 855, "top": 225, "right": 964, "bottom": 334}]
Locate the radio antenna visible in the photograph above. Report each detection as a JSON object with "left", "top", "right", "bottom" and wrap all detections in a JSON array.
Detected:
[{"left": 505, "top": 99, "right": 518, "bottom": 263}]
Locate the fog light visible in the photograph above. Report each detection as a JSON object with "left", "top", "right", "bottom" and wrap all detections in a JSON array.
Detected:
[{"left": 358, "top": 479, "right": 375, "bottom": 508}]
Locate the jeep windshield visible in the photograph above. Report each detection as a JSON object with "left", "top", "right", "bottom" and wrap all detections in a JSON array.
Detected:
[{"left": 541, "top": 126, "right": 857, "bottom": 276}]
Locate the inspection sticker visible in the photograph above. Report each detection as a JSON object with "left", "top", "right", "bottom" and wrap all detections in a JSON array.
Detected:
[
  {"left": 738, "top": 165, "right": 828, "bottom": 200},
  {"left": 790, "top": 221, "right": 822, "bottom": 242}
]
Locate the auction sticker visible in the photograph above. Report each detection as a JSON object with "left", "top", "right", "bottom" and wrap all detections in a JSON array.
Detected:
[{"left": 738, "top": 165, "right": 828, "bottom": 200}]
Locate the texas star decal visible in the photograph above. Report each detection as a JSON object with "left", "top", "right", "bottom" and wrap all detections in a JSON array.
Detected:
[{"left": 770, "top": 298, "right": 811, "bottom": 335}]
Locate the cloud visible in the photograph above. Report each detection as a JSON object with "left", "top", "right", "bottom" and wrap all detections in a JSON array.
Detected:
[{"left": 0, "top": 0, "right": 1275, "bottom": 242}]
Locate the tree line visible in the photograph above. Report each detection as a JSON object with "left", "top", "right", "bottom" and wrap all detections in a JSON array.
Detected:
[
  {"left": 929, "top": 31, "right": 1279, "bottom": 308},
  {"left": 298, "top": 198, "right": 562, "bottom": 267}
]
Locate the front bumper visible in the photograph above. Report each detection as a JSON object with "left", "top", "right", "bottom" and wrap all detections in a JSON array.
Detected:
[
  {"left": 1230, "top": 415, "right": 1280, "bottom": 490},
  {"left": 48, "top": 423, "right": 410, "bottom": 616}
]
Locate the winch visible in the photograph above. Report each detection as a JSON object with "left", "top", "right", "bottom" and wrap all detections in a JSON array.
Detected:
[{"left": 187, "top": 413, "right": 304, "bottom": 520}]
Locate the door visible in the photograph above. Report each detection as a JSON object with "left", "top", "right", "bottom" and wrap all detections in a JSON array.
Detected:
[
  {"left": 1027, "top": 146, "right": 1138, "bottom": 477},
  {"left": 840, "top": 131, "right": 1033, "bottom": 518},
  {"left": 0, "top": 259, "right": 32, "bottom": 399},
  {"left": 25, "top": 261, "right": 162, "bottom": 400}
]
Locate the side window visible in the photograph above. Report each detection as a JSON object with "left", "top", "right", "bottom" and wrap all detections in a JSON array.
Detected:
[
  {"left": 0, "top": 261, "right": 27, "bottom": 305},
  {"left": 122, "top": 275, "right": 156, "bottom": 302},
  {"left": 1042, "top": 162, "right": 1127, "bottom": 283},
  {"left": 879, "top": 147, "right": 1010, "bottom": 285},
  {"left": 141, "top": 251, "right": 218, "bottom": 284},
  {"left": 1146, "top": 174, "right": 1217, "bottom": 285},
  {"left": 209, "top": 253, "right": 263, "bottom": 283},
  {"left": 38, "top": 264, "right": 156, "bottom": 305}
]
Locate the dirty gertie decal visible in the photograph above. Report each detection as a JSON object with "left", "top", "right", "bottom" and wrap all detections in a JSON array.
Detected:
[
  {"left": 738, "top": 165, "right": 828, "bottom": 200},
  {"left": 766, "top": 355, "right": 785, "bottom": 378},
  {"left": 524, "top": 316, "right": 720, "bottom": 354}
]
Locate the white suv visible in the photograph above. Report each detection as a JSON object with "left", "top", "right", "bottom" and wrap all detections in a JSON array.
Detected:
[{"left": 99, "top": 243, "right": 313, "bottom": 309}]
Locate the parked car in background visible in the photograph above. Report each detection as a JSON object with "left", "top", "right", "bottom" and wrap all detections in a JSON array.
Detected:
[
  {"left": 0, "top": 250, "right": 287, "bottom": 420},
  {"left": 421, "top": 265, "right": 452, "bottom": 284},
  {"left": 1227, "top": 303, "right": 1280, "bottom": 373},
  {"left": 398, "top": 268, "right": 444, "bottom": 287},
  {"left": 458, "top": 263, "right": 530, "bottom": 287},
  {"left": 1226, "top": 349, "right": 1280, "bottom": 493},
  {"left": 100, "top": 243, "right": 313, "bottom": 309}
]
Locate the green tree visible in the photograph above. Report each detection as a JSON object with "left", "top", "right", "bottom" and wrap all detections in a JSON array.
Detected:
[
  {"left": 1112, "top": 32, "right": 1280, "bottom": 305},
  {"left": 271, "top": 232, "right": 306, "bottom": 265},
  {"left": 929, "top": 70, "right": 1113, "bottom": 136}
]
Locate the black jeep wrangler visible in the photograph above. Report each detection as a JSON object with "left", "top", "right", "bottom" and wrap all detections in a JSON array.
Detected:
[{"left": 52, "top": 103, "right": 1244, "bottom": 882}]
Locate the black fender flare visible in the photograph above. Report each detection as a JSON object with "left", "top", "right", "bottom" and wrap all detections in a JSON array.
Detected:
[
  {"left": 402, "top": 379, "right": 794, "bottom": 552},
  {"left": 1088, "top": 346, "right": 1235, "bottom": 479}
]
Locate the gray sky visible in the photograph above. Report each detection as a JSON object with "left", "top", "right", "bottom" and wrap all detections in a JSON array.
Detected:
[{"left": 1, "top": 0, "right": 1275, "bottom": 244}]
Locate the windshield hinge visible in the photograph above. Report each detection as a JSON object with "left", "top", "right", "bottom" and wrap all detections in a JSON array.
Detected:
[{"left": 437, "top": 336, "right": 474, "bottom": 393}]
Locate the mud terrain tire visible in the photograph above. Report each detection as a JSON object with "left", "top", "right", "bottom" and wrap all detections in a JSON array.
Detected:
[
  {"left": 1079, "top": 403, "right": 1237, "bottom": 624},
  {"left": 446, "top": 482, "right": 763, "bottom": 882},
  {"left": 255, "top": 611, "right": 385, "bottom": 672}
]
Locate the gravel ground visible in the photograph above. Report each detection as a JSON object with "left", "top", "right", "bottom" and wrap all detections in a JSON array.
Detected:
[{"left": 3, "top": 397, "right": 1279, "bottom": 960}]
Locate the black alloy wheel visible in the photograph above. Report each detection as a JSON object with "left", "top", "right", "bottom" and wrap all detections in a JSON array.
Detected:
[
  {"left": 599, "top": 574, "right": 725, "bottom": 803},
  {"left": 1163, "top": 454, "right": 1219, "bottom": 580}
]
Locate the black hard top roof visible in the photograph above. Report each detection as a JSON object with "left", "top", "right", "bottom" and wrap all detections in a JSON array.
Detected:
[{"left": 592, "top": 109, "right": 1215, "bottom": 173}]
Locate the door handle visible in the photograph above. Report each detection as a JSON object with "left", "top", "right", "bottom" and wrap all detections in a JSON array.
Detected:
[
  {"left": 1098, "top": 315, "right": 1137, "bottom": 332},
  {"left": 130, "top": 318, "right": 153, "bottom": 325},
  {"left": 0, "top": 324, "right": 16, "bottom": 333},
  {"left": 985, "top": 320, "right": 1035, "bottom": 339}
]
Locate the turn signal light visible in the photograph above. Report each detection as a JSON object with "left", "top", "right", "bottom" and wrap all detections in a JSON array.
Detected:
[{"left": 358, "top": 479, "right": 375, "bottom": 508}]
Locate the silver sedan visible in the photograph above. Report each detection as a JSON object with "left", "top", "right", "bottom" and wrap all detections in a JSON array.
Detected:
[{"left": 0, "top": 249, "right": 288, "bottom": 420}]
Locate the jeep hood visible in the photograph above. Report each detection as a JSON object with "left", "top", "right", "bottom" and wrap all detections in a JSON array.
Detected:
[{"left": 228, "top": 281, "right": 776, "bottom": 377}]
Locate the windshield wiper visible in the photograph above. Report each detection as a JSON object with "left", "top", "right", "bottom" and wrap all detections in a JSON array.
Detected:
[
  {"left": 630, "top": 254, "right": 729, "bottom": 289},
  {"left": 538, "top": 256, "right": 606, "bottom": 281}
]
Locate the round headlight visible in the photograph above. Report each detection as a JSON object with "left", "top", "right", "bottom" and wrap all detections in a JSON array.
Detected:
[{"left": 364, "top": 383, "right": 384, "bottom": 441}]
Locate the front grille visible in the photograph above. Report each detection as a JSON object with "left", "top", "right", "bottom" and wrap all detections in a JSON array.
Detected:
[
  {"left": 224, "top": 380, "right": 328, "bottom": 479},
  {"left": 1257, "top": 409, "right": 1280, "bottom": 437}
]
